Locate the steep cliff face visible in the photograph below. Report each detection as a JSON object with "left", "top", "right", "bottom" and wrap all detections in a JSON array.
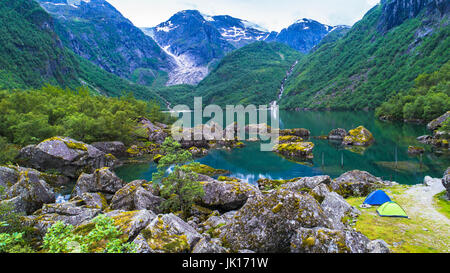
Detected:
[
  {"left": 378, "top": 0, "right": 449, "bottom": 33},
  {"left": 38, "top": 0, "right": 175, "bottom": 82},
  {"left": 266, "top": 19, "right": 337, "bottom": 53}
]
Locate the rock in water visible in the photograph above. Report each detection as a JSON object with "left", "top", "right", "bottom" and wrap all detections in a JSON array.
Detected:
[
  {"left": 273, "top": 142, "right": 315, "bottom": 160},
  {"left": 18, "top": 137, "right": 117, "bottom": 178},
  {"left": 328, "top": 128, "right": 348, "bottom": 140},
  {"left": 342, "top": 126, "right": 374, "bottom": 146}
]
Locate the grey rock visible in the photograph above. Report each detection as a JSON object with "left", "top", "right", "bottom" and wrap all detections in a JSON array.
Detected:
[
  {"left": 79, "top": 192, "right": 107, "bottom": 210},
  {"left": 328, "top": 128, "right": 348, "bottom": 140},
  {"left": 18, "top": 137, "right": 117, "bottom": 178},
  {"left": 192, "top": 237, "right": 227, "bottom": 253},
  {"left": 331, "top": 170, "right": 393, "bottom": 198},
  {"left": 5, "top": 170, "right": 55, "bottom": 214},
  {"left": 283, "top": 176, "right": 332, "bottom": 192},
  {"left": 290, "top": 227, "right": 371, "bottom": 253},
  {"left": 137, "top": 118, "right": 168, "bottom": 144},
  {"left": 133, "top": 213, "right": 203, "bottom": 253},
  {"left": 27, "top": 200, "right": 101, "bottom": 235},
  {"left": 91, "top": 141, "right": 126, "bottom": 158},
  {"left": 321, "top": 192, "right": 361, "bottom": 230},
  {"left": 442, "top": 168, "right": 450, "bottom": 199},
  {"left": 0, "top": 166, "right": 19, "bottom": 189},
  {"left": 103, "top": 210, "right": 157, "bottom": 241},
  {"left": 427, "top": 111, "right": 450, "bottom": 131},
  {"left": 111, "top": 180, "right": 164, "bottom": 213},
  {"left": 219, "top": 189, "right": 330, "bottom": 253},
  {"left": 72, "top": 168, "right": 125, "bottom": 198},
  {"left": 200, "top": 180, "right": 261, "bottom": 212},
  {"left": 367, "top": 239, "right": 390, "bottom": 253}
]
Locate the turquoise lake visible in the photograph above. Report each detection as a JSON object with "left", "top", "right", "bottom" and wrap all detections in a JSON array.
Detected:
[{"left": 115, "top": 111, "right": 450, "bottom": 185}]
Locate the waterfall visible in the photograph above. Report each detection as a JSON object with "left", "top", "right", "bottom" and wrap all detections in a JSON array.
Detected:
[{"left": 270, "top": 60, "right": 299, "bottom": 107}]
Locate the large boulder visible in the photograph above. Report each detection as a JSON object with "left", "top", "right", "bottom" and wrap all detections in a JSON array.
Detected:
[
  {"left": 72, "top": 168, "right": 126, "bottom": 199},
  {"left": 443, "top": 168, "right": 450, "bottom": 199},
  {"left": 0, "top": 166, "right": 20, "bottom": 189},
  {"left": 290, "top": 227, "right": 372, "bottom": 253},
  {"left": 132, "top": 214, "right": 203, "bottom": 253},
  {"left": 427, "top": 111, "right": 450, "bottom": 131},
  {"left": 328, "top": 128, "right": 348, "bottom": 141},
  {"left": 219, "top": 189, "right": 330, "bottom": 253},
  {"left": 18, "top": 137, "right": 117, "bottom": 178},
  {"left": 192, "top": 237, "right": 228, "bottom": 253},
  {"left": 200, "top": 180, "right": 261, "bottom": 212},
  {"left": 137, "top": 118, "right": 168, "bottom": 144},
  {"left": 342, "top": 126, "right": 374, "bottom": 146},
  {"left": 4, "top": 170, "right": 55, "bottom": 214},
  {"left": 111, "top": 180, "right": 164, "bottom": 213},
  {"left": 331, "top": 170, "right": 393, "bottom": 198},
  {"left": 26, "top": 200, "right": 101, "bottom": 236},
  {"left": 279, "top": 128, "right": 311, "bottom": 138},
  {"left": 321, "top": 192, "right": 361, "bottom": 230},
  {"left": 101, "top": 210, "right": 156, "bottom": 241},
  {"left": 91, "top": 141, "right": 126, "bottom": 158}
]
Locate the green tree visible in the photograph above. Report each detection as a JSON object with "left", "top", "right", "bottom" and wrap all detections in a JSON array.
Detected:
[{"left": 153, "top": 137, "right": 204, "bottom": 219}]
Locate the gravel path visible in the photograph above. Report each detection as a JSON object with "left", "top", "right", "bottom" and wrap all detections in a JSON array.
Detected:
[{"left": 404, "top": 178, "right": 449, "bottom": 225}]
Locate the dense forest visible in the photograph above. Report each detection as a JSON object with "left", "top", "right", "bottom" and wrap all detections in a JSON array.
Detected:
[
  {"left": 280, "top": 4, "right": 450, "bottom": 110},
  {"left": 376, "top": 60, "right": 450, "bottom": 121}
]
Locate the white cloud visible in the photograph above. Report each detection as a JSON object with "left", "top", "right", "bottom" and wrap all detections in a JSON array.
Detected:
[{"left": 108, "top": 0, "right": 379, "bottom": 31}]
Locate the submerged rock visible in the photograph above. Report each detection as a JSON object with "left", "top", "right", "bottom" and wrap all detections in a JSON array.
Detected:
[
  {"left": 18, "top": 137, "right": 117, "bottom": 178},
  {"left": 408, "top": 146, "right": 425, "bottom": 156},
  {"left": 342, "top": 126, "right": 374, "bottom": 146}
]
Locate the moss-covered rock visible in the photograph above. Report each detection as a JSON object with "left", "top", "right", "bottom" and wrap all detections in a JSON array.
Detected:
[
  {"left": 110, "top": 180, "right": 164, "bottom": 213},
  {"left": 18, "top": 137, "right": 117, "bottom": 178},
  {"left": 273, "top": 142, "right": 315, "bottom": 160},
  {"left": 184, "top": 163, "right": 230, "bottom": 177},
  {"left": 279, "top": 128, "right": 310, "bottom": 138},
  {"left": 408, "top": 146, "right": 425, "bottom": 155},
  {"left": 342, "top": 126, "right": 374, "bottom": 146},
  {"left": 277, "top": 135, "right": 304, "bottom": 144},
  {"left": 219, "top": 189, "right": 329, "bottom": 253},
  {"left": 72, "top": 168, "right": 126, "bottom": 199},
  {"left": 331, "top": 170, "right": 394, "bottom": 198},
  {"left": 132, "top": 214, "right": 202, "bottom": 253}
]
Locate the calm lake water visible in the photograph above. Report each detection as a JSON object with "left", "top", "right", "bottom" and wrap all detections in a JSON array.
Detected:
[{"left": 115, "top": 111, "right": 450, "bottom": 185}]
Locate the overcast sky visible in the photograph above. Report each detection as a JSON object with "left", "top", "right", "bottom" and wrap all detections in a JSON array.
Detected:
[{"left": 107, "top": 0, "right": 380, "bottom": 31}]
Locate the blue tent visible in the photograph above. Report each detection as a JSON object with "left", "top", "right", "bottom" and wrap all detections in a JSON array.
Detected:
[{"left": 363, "top": 190, "right": 392, "bottom": 206}]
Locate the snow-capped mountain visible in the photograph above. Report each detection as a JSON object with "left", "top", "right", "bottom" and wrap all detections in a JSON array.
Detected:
[
  {"left": 266, "top": 18, "right": 345, "bottom": 53},
  {"left": 142, "top": 10, "right": 237, "bottom": 85},
  {"left": 208, "top": 15, "right": 271, "bottom": 48}
]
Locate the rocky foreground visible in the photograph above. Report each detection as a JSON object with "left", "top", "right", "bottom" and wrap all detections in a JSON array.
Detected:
[{"left": 0, "top": 133, "right": 403, "bottom": 253}]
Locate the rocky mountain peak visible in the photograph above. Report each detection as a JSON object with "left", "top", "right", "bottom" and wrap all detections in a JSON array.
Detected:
[{"left": 378, "top": 0, "right": 449, "bottom": 33}]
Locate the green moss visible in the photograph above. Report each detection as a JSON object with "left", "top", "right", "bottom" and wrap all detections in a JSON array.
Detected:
[
  {"left": 433, "top": 191, "right": 450, "bottom": 219},
  {"left": 271, "top": 203, "right": 284, "bottom": 214},
  {"left": 184, "top": 163, "right": 230, "bottom": 177}
]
